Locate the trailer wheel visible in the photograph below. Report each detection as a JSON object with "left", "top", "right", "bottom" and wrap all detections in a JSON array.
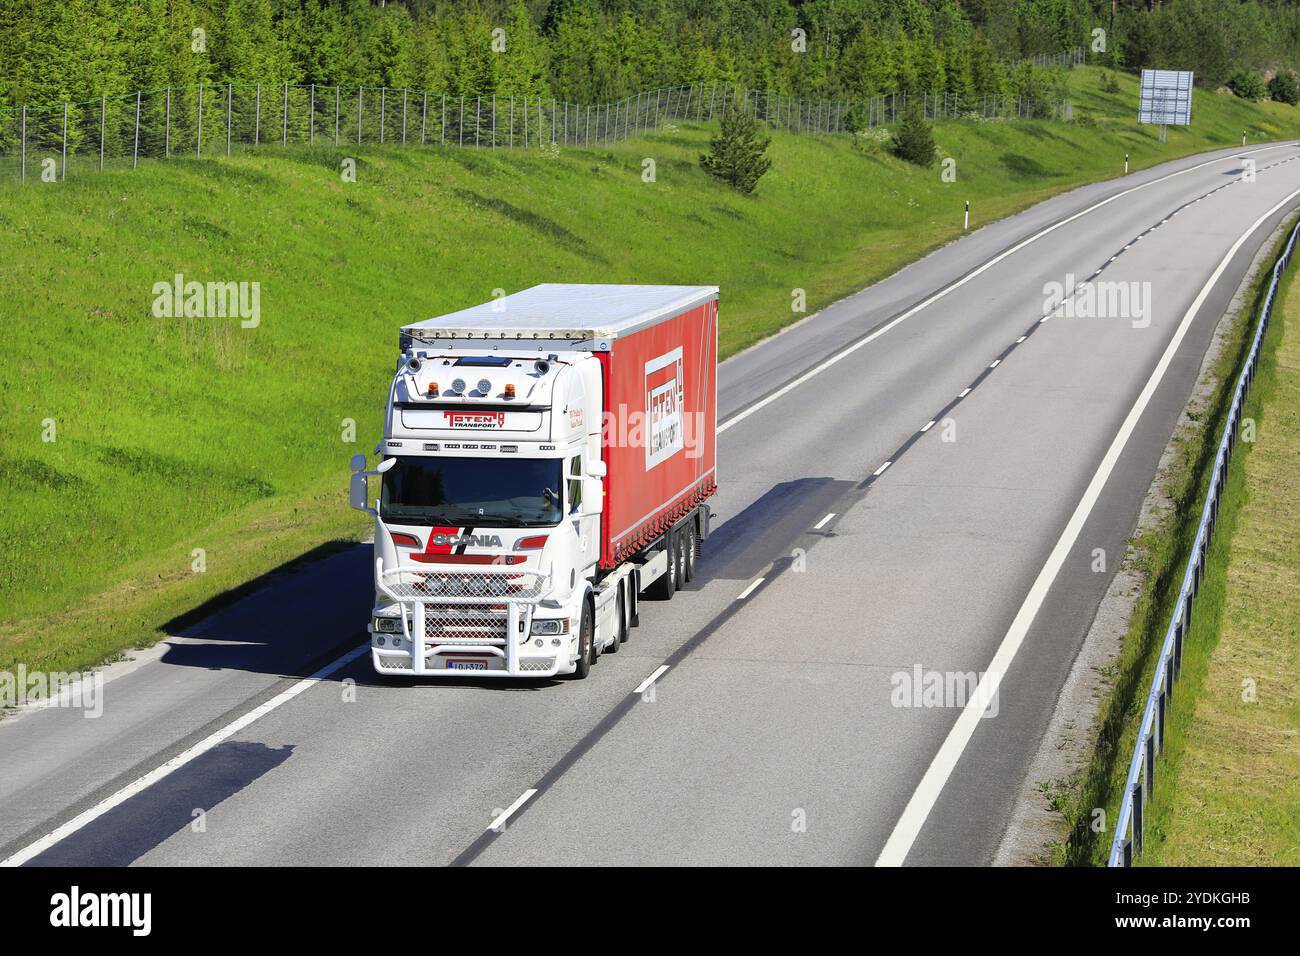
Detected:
[
  {"left": 569, "top": 601, "right": 593, "bottom": 679},
  {"left": 683, "top": 524, "right": 697, "bottom": 583},
  {"left": 646, "top": 532, "right": 677, "bottom": 601},
  {"left": 675, "top": 532, "right": 688, "bottom": 590}
]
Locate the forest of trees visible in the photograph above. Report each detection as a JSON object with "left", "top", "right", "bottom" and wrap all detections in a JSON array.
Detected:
[{"left": 2, "top": 0, "right": 1300, "bottom": 111}]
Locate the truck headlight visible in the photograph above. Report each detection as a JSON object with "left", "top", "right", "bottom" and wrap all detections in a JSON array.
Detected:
[
  {"left": 373, "top": 617, "right": 401, "bottom": 634},
  {"left": 530, "top": 618, "right": 569, "bottom": 636}
]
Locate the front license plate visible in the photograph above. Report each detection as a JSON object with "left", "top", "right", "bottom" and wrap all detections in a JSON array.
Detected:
[{"left": 447, "top": 660, "right": 488, "bottom": 671}]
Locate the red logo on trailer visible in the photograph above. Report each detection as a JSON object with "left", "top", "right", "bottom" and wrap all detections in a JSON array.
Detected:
[{"left": 443, "top": 411, "right": 506, "bottom": 429}]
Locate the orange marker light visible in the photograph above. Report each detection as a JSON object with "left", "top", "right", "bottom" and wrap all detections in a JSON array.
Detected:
[
  {"left": 505, "top": 383, "right": 516, "bottom": 398},
  {"left": 427, "top": 382, "right": 439, "bottom": 396}
]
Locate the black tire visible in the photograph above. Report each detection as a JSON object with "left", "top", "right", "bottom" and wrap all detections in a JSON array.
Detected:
[
  {"left": 646, "top": 531, "right": 677, "bottom": 600},
  {"left": 617, "top": 589, "right": 629, "bottom": 643},
  {"left": 570, "top": 601, "right": 593, "bottom": 679},
  {"left": 675, "top": 532, "right": 688, "bottom": 590},
  {"left": 683, "top": 523, "right": 697, "bottom": 583}
]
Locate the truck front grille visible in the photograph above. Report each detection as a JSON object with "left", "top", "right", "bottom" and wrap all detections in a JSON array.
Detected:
[{"left": 423, "top": 604, "right": 508, "bottom": 645}]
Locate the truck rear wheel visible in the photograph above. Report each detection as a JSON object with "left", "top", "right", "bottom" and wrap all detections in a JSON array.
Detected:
[
  {"left": 570, "top": 602, "right": 593, "bottom": 679},
  {"left": 683, "top": 524, "right": 697, "bottom": 583},
  {"left": 646, "top": 532, "right": 678, "bottom": 601}
]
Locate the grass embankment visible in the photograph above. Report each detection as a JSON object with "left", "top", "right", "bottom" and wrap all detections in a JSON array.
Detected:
[
  {"left": 1139, "top": 253, "right": 1300, "bottom": 866},
  {"left": 1, "top": 65, "right": 1298, "bottom": 679},
  {"left": 1058, "top": 217, "right": 1300, "bottom": 866}
]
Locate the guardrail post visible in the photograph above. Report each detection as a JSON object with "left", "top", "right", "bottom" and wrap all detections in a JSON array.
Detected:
[
  {"left": 1132, "top": 782, "right": 1144, "bottom": 855},
  {"left": 1144, "top": 733, "right": 1155, "bottom": 795}
]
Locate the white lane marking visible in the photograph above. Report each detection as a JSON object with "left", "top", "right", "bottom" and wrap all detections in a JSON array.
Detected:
[
  {"left": 736, "top": 578, "right": 765, "bottom": 600},
  {"left": 920, "top": 420, "right": 936, "bottom": 433},
  {"left": 1016, "top": 336, "right": 1027, "bottom": 343},
  {"left": 988, "top": 359, "right": 1001, "bottom": 368},
  {"left": 0, "top": 643, "right": 371, "bottom": 867},
  {"left": 488, "top": 789, "right": 538, "bottom": 832},
  {"left": 874, "top": 183, "right": 1300, "bottom": 868},
  {"left": 813, "top": 513, "right": 836, "bottom": 530},
  {"left": 873, "top": 461, "right": 892, "bottom": 477},
  {"left": 716, "top": 146, "right": 1293, "bottom": 436},
  {"left": 958, "top": 387, "right": 972, "bottom": 397},
  {"left": 633, "top": 665, "right": 670, "bottom": 695}
]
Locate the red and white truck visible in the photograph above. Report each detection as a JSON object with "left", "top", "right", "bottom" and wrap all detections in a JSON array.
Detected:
[{"left": 349, "top": 284, "right": 719, "bottom": 678}]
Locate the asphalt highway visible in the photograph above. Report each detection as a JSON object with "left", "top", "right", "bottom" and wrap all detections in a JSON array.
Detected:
[{"left": 4, "top": 141, "right": 1299, "bottom": 866}]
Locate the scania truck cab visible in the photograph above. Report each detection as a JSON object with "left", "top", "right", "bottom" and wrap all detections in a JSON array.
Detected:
[{"left": 350, "top": 284, "right": 719, "bottom": 679}]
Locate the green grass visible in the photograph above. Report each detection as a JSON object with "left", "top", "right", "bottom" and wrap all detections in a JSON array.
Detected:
[
  {"left": 2, "top": 65, "right": 1298, "bottom": 680},
  {"left": 1058, "top": 215, "right": 1300, "bottom": 866},
  {"left": 1137, "top": 247, "right": 1300, "bottom": 866}
]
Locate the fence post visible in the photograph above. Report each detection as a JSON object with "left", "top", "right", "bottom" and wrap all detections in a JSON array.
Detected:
[
  {"left": 134, "top": 90, "right": 141, "bottom": 167},
  {"left": 358, "top": 87, "right": 363, "bottom": 145},
  {"left": 335, "top": 86, "right": 340, "bottom": 146},
  {"left": 459, "top": 96, "right": 464, "bottom": 147},
  {"left": 19, "top": 105, "right": 25, "bottom": 181},
  {"left": 255, "top": 84, "right": 260, "bottom": 145},
  {"left": 509, "top": 97, "right": 515, "bottom": 148},
  {"left": 491, "top": 93, "right": 496, "bottom": 148},
  {"left": 282, "top": 82, "right": 288, "bottom": 145},
  {"left": 402, "top": 88, "right": 408, "bottom": 145},
  {"left": 226, "top": 83, "right": 231, "bottom": 156},
  {"left": 421, "top": 91, "right": 427, "bottom": 145},
  {"left": 61, "top": 102, "right": 67, "bottom": 180},
  {"left": 310, "top": 83, "right": 315, "bottom": 145},
  {"left": 100, "top": 94, "right": 106, "bottom": 170},
  {"left": 380, "top": 87, "right": 386, "bottom": 144},
  {"left": 441, "top": 94, "right": 446, "bottom": 147},
  {"left": 165, "top": 87, "right": 171, "bottom": 157},
  {"left": 537, "top": 97, "right": 542, "bottom": 147},
  {"left": 197, "top": 87, "right": 204, "bottom": 158},
  {"left": 552, "top": 98, "right": 556, "bottom": 144}
]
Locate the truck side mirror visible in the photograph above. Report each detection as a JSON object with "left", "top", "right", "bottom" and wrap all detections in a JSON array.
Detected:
[
  {"left": 349, "top": 472, "right": 375, "bottom": 515},
  {"left": 350, "top": 453, "right": 367, "bottom": 473}
]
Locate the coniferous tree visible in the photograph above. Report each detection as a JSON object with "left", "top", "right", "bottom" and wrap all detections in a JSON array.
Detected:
[
  {"left": 892, "top": 99, "right": 935, "bottom": 166},
  {"left": 699, "top": 98, "right": 772, "bottom": 194}
]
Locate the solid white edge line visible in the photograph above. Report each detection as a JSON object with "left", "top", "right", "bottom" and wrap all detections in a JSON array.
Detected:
[
  {"left": 736, "top": 578, "right": 764, "bottom": 600},
  {"left": 633, "top": 665, "right": 670, "bottom": 696},
  {"left": 716, "top": 145, "right": 1292, "bottom": 437},
  {"left": 873, "top": 183, "right": 1300, "bottom": 868},
  {"left": 0, "top": 643, "right": 371, "bottom": 867},
  {"left": 813, "top": 512, "right": 836, "bottom": 530},
  {"left": 488, "top": 788, "right": 538, "bottom": 832}
]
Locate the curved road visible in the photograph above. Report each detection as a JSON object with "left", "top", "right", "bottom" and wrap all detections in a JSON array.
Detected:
[{"left": 4, "top": 141, "right": 1300, "bottom": 866}]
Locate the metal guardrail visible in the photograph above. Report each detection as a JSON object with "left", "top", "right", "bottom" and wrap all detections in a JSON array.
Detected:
[
  {"left": 0, "top": 81, "right": 1069, "bottom": 184},
  {"left": 1108, "top": 216, "right": 1300, "bottom": 866}
]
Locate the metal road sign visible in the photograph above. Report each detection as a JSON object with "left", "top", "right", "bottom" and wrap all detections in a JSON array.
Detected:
[{"left": 1138, "top": 69, "right": 1193, "bottom": 126}]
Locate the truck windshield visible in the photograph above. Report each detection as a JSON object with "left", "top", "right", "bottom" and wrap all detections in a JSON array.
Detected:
[{"left": 380, "top": 456, "right": 563, "bottom": 527}]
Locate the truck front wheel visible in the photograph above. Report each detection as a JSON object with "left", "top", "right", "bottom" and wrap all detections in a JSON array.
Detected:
[{"left": 570, "top": 602, "right": 594, "bottom": 679}]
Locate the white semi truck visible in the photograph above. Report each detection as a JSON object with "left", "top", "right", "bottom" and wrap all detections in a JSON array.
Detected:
[{"left": 350, "top": 284, "right": 719, "bottom": 678}]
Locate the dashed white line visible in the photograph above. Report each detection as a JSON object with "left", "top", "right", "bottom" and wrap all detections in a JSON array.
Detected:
[
  {"left": 633, "top": 664, "right": 670, "bottom": 695},
  {"left": 958, "top": 387, "right": 972, "bottom": 397},
  {"left": 920, "top": 420, "right": 936, "bottom": 432},
  {"left": 988, "top": 359, "right": 1001, "bottom": 369},
  {"left": 1, "top": 642, "right": 371, "bottom": 867},
  {"left": 873, "top": 461, "right": 893, "bottom": 477},
  {"left": 813, "top": 512, "right": 836, "bottom": 530},
  {"left": 488, "top": 789, "right": 537, "bottom": 832},
  {"left": 715, "top": 147, "right": 1290, "bottom": 436},
  {"left": 874, "top": 180, "right": 1300, "bottom": 868},
  {"left": 736, "top": 578, "right": 765, "bottom": 600}
]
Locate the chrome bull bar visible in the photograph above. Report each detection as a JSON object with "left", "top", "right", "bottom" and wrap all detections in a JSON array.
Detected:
[{"left": 374, "top": 559, "right": 553, "bottom": 676}]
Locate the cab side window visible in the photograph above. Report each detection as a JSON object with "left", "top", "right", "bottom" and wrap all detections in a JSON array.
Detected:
[{"left": 567, "top": 456, "right": 582, "bottom": 512}]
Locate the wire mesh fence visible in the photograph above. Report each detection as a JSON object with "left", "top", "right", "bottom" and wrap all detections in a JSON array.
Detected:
[{"left": 0, "top": 82, "right": 1069, "bottom": 183}]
